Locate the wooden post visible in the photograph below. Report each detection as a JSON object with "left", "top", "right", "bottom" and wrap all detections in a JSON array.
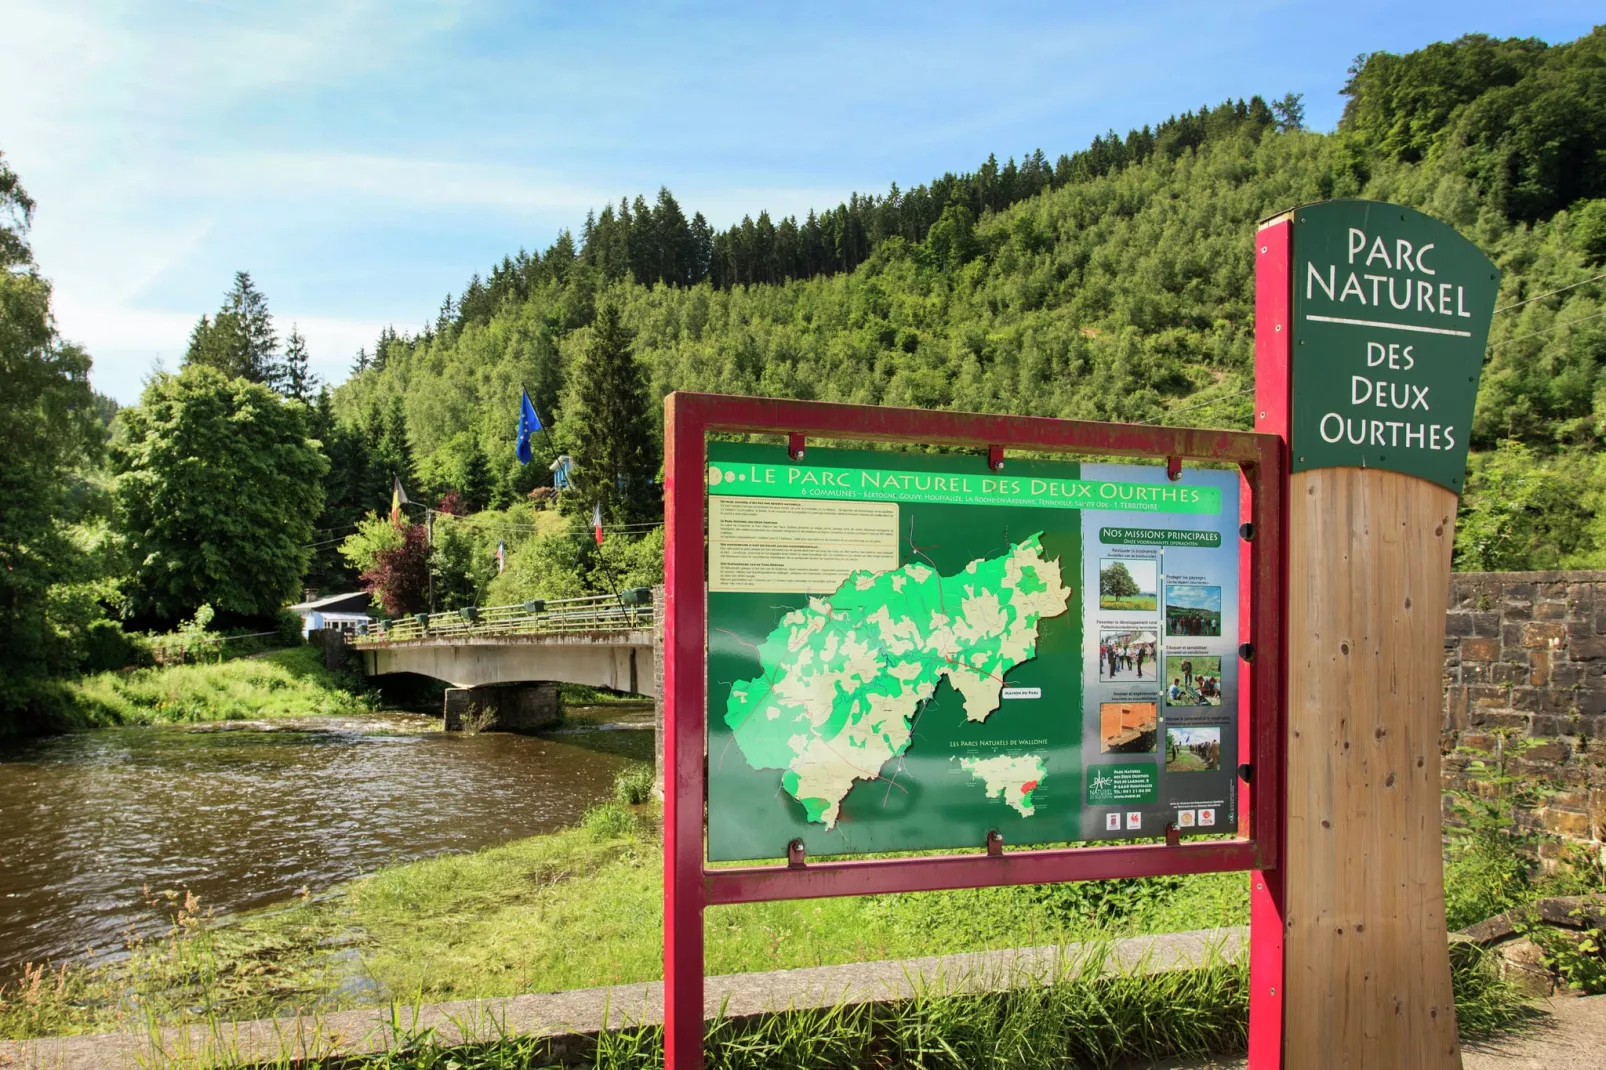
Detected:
[
  {"left": 1257, "top": 201, "right": 1499, "bottom": 1069},
  {"left": 1283, "top": 467, "right": 1461, "bottom": 1067}
]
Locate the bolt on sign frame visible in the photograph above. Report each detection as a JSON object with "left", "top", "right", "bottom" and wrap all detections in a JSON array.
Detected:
[{"left": 663, "top": 391, "right": 1288, "bottom": 1070}]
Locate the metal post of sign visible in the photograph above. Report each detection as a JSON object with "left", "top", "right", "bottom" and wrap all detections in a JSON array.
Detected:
[
  {"left": 662, "top": 396, "right": 708, "bottom": 1070},
  {"left": 1246, "top": 215, "right": 1292, "bottom": 1068},
  {"left": 663, "top": 392, "right": 1287, "bottom": 1070}
]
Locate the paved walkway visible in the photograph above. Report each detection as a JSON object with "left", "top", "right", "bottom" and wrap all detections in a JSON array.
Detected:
[{"left": 1132, "top": 994, "right": 1606, "bottom": 1069}]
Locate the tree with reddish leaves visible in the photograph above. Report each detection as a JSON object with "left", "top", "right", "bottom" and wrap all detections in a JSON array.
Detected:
[
  {"left": 340, "top": 514, "right": 430, "bottom": 617},
  {"left": 361, "top": 523, "right": 431, "bottom": 616}
]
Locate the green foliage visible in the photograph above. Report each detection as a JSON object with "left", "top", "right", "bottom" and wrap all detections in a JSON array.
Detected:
[
  {"left": 0, "top": 151, "right": 106, "bottom": 726},
  {"left": 80, "top": 619, "right": 148, "bottom": 673},
  {"left": 338, "top": 513, "right": 405, "bottom": 576},
  {"left": 1448, "top": 941, "right": 1545, "bottom": 1039},
  {"left": 1444, "top": 744, "right": 1606, "bottom": 937},
  {"left": 595, "top": 525, "right": 665, "bottom": 590},
  {"left": 1526, "top": 907, "right": 1606, "bottom": 994},
  {"left": 581, "top": 801, "right": 640, "bottom": 840},
  {"left": 113, "top": 366, "right": 328, "bottom": 625},
  {"left": 485, "top": 521, "right": 591, "bottom": 605},
  {"left": 65, "top": 645, "right": 368, "bottom": 729},
  {"left": 561, "top": 300, "right": 660, "bottom": 526},
  {"left": 1341, "top": 29, "right": 1606, "bottom": 222},
  {"left": 612, "top": 764, "right": 656, "bottom": 805},
  {"left": 1099, "top": 562, "right": 1140, "bottom": 599},
  {"left": 183, "top": 271, "right": 281, "bottom": 385},
  {"left": 1454, "top": 441, "right": 1598, "bottom": 571}
]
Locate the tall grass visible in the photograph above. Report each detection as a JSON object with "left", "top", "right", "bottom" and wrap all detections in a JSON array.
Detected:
[{"left": 66, "top": 645, "right": 372, "bottom": 727}]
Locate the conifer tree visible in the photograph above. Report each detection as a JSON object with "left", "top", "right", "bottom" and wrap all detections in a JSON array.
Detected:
[
  {"left": 183, "top": 272, "right": 278, "bottom": 383},
  {"left": 566, "top": 301, "right": 659, "bottom": 526},
  {"left": 279, "top": 326, "right": 316, "bottom": 401}
]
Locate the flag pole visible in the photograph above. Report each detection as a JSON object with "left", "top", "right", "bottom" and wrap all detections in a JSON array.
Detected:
[
  {"left": 522, "top": 384, "right": 562, "bottom": 483},
  {"left": 591, "top": 505, "right": 627, "bottom": 610}
]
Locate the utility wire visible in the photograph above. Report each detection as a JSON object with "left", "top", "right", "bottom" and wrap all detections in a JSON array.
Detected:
[
  {"left": 1486, "top": 308, "right": 1606, "bottom": 351},
  {"left": 1494, "top": 272, "right": 1606, "bottom": 315},
  {"left": 1164, "top": 387, "right": 1254, "bottom": 421}
]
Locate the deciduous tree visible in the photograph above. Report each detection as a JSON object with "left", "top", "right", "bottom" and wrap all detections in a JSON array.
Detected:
[
  {"left": 113, "top": 366, "right": 327, "bottom": 624},
  {"left": 0, "top": 152, "right": 100, "bottom": 719}
]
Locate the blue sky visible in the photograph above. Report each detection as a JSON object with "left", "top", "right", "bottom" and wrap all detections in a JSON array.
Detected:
[
  {"left": 1168, "top": 726, "right": 1220, "bottom": 748},
  {"left": 2, "top": 2, "right": 1598, "bottom": 402},
  {"left": 1165, "top": 584, "right": 1222, "bottom": 612}
]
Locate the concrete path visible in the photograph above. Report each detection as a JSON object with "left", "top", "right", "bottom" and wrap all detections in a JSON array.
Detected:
[{"left": 1130, "top": 995, "right": 1606, "bottom": 1070}]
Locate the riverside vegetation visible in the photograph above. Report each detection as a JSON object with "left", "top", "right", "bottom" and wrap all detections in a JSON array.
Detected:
[{"left": 0, "top": 768, "right": 1586, "bottom": 1066}]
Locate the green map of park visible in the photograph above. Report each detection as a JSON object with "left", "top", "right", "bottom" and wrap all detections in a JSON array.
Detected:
[{"left": 723, "top": 533, "right": 1073, "bottom": 828}]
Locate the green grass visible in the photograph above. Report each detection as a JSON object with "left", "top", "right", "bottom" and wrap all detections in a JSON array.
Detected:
[
  {"left": 1098, "top": 595, "right": 1156, "bottom": 611},
  {"left": 194, "top": 938, "right": 1536, "bottom": 1070},
  {"left": 0, "top": 808, "right": 1248, "bottom": 1042},
  {"left": 63, "top": 645, "right": 372, "bottom": 728},
  {"left": 0, "top": 803, "right": 1553, "bottom": 1067}
]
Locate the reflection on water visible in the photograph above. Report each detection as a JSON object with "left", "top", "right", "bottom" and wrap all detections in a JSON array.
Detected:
[{"left": 0, "top": 712, "right": 652, "bottom": 981}]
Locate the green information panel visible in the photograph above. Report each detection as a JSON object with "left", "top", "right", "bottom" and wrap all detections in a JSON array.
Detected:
[
  {"left": 705, "top": 444, "right": 1243, "bottom": 861},
  {"left": 1289, "top": 200, "right": 1499, "bottom": 492}
]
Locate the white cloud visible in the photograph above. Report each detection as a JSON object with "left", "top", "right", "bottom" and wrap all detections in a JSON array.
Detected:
[
  {"left": 196, "top": 151, "right": 609, "bottom": 215},
  {"left": 59, "top": 285, "right": 389, "bottom": 404}
]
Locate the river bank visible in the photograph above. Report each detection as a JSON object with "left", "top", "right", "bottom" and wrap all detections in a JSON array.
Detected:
[
  {"left": 0, "top": 798, "right": 1254, "bottom": 1041},
  {"left": 61, "top": 645, "right": 372, "bottom": 729}
]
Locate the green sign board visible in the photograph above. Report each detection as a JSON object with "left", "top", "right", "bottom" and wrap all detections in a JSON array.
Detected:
[
  {"left": 705, "top": 443, "right": 1243, "bottom": 861},
  {"left": 1288, "top": 200, "right": 1499, "bottom": 492}
]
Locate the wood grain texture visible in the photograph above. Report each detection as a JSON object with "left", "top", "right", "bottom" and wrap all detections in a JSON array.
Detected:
[{"left": 1283, "top": 467, "right": 1461, "bottom": 1069}]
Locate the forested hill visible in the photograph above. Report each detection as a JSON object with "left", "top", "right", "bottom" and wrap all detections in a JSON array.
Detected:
[
  {"left": 430, "top": 93, "right": 1295, "bottom": 317},
  {"left": 331, "top": 26, "right": 1606, "bottom": 582}
]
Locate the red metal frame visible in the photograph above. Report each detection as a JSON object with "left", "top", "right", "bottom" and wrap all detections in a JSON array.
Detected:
[
  {"left": 664, "top": 392, "right": 1287, "bottom": 1070},
  {"left": 1246, "top": 215, "right": 1292, "bottom": 1069}
]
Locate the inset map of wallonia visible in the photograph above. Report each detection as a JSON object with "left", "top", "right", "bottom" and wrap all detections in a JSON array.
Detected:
[
  {"left": 960, "top": 754, "right": 1048, "bottom": 817},
  {"left": 723, "top": 533, "right": 1072, "bottom": 828}
]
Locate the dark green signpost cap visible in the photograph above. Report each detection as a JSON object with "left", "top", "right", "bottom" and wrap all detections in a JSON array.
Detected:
[{"left": 1287, "top": 200, "right": 1499, "bottom": 494}]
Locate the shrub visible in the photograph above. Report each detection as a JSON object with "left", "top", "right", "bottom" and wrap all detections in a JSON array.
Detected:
[
  {"left": 613, "top": 765, "right": 656, "bottom": 805},
  {"left": 80, "top": 619, "right": 149, "bottom": 673},
  {"left": 581, "top": 802, "right": 639, "bottom": 840}
]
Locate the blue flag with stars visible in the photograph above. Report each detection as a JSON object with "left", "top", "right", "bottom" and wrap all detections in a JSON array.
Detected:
[{"left": 516, "top": 389, "right": 542, "bottom": 465}]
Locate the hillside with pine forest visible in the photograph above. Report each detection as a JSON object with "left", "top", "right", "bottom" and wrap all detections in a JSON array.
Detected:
[{"left": 316, "top": 27, "right": 1605, "bottom": 611}]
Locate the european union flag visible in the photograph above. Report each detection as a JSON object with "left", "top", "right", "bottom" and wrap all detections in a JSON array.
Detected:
[{"left": 516, "top": 389, "right": 542, "bottom": 465}]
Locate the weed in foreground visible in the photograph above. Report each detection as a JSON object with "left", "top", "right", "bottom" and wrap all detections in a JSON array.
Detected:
[{"left": 612, "top": 766, "right": 655, "bottom": 806}]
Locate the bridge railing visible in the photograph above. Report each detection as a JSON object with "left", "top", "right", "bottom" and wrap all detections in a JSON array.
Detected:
[{"left": 353, "top": 590, "right": 654, "bottom": 646}]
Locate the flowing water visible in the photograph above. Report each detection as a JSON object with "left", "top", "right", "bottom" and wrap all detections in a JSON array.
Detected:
[{"left": 0, "top": 710, "right": 653, "bottom": 981}]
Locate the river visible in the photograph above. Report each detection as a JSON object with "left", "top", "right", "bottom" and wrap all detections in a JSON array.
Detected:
[{"left": 0, "top": 709, "right": 654, "bottom": 982}]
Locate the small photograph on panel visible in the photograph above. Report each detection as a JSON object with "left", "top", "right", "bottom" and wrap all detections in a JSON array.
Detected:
[
  {"left": 1164, "top": 655, "right": 1223, "bottom": 706},
  {"left": 1098, "top": 628, "right": 1158, "bottom": 680},
  {"left": 1164, "top": 583, "right": 1222, "bottom": 637},
  {"left": 1165, "top": 725, "right": 1223, "bottom": 772},
  {"left": 1098, "top": 558, "right": 1157, "bottom": 612},
  {"left": 1099, "top": 701, "right": 1158, "bottom": 754}
]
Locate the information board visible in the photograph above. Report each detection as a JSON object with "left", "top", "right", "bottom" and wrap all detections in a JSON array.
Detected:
[
  {"left": 1288, "top": 199, "right": 1499, "bottom": 492},
  {"left": 704, "top": 443, "right": 1242, "bottom": 860}
]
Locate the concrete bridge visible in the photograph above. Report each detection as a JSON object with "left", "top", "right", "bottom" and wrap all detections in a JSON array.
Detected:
[{"left": 352, "top": 592, "right": 659, "bottom": 731}]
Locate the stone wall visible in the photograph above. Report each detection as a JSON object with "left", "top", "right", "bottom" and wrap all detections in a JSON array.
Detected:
[
  {"left": 1442, "top": 571, "right": 1606, "bottom": 864},
  {"left": 443, "top": 683, "right": 560, "bottom": 732}
]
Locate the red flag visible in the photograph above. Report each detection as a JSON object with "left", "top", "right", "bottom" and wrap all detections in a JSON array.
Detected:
[{"left": 592, "top": 502, "right": 604, "bottom": 546}]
